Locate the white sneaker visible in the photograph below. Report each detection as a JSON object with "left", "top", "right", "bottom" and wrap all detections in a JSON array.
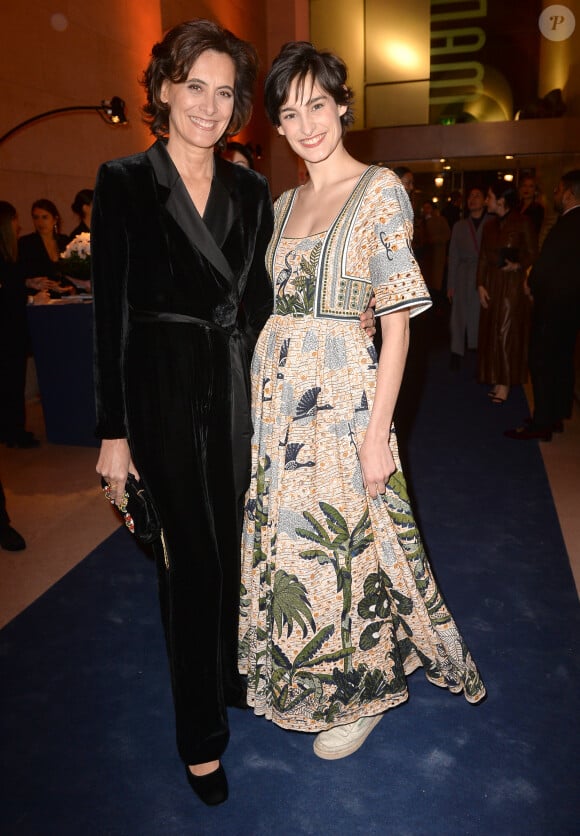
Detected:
[{"left": 313, "top": 714, "right": 383, "bottom": 760}]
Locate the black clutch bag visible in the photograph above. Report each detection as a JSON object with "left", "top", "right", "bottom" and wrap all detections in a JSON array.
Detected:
[{"left": 101, "top": 474, "right": 161, "bottom": 544}]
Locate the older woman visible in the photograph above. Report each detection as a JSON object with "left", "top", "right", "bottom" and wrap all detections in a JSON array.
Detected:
[
  {"left": 477, "top": 183, "right": 537, "bottom": 404},
  {"left": 92, "top": 20, "right": 273, "bottom": 805}
]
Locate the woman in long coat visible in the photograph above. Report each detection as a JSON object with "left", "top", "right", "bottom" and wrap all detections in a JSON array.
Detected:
[
  {"left": 92, "top": 20, "right": 273, "bottom": 804},
  {"left": 477, "top": 183, "right": 537, "bottom": 403}
]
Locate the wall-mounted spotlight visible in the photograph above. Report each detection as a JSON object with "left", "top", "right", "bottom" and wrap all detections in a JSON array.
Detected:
[
  {"left": 434, "top": 175, "right": 445, "bottom": 188},
  {"left": 0, "top": 96, "right": 128, "bottom": 146}
]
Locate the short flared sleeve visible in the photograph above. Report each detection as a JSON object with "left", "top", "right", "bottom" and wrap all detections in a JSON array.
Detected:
[{"left": 356, "top": 169, "right": 431, "bottom": 318}]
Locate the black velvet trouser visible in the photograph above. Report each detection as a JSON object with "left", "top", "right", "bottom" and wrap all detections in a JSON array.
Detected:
[
  {"left": 125, "top": 320, "right": 249, "bottom": 765},
  {"left": 529, "top": 306, "right": 580, "bottom": 428}
]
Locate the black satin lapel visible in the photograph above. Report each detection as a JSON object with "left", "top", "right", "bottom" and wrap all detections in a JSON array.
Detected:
[
  {"left": 166, "top": 180, "right": 234, "bottom": 282},
  {"left": 205, "top": 157, "right": 239, "bottom": 250},
  {"left": 146, "top": 141, "right": 234, "bottom": 283}
]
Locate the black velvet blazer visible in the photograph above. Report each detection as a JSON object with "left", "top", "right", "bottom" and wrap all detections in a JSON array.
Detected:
[{"left": 92, "top": 139, "right": 274, "bottom": 440}]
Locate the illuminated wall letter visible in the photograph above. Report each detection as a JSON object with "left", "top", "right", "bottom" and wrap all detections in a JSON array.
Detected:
[
  {"left": 430, "top": 27, "right": 486, "bottom": 55},
  {"left": 429, "top": 61, "right": 485, "bottom": 104}
]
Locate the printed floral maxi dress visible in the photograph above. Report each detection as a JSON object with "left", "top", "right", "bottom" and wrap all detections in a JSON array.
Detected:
[{"left": 239, "top": 167, "right": 486, "bottom": 731}]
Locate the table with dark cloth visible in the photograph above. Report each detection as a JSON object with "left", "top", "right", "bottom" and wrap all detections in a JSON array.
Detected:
[{"left": 27, "top": 300, "right": 98, "bottom": 446}]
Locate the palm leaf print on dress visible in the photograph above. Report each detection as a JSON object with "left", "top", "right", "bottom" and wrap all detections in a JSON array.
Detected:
[{"left": 275, "top": 241, "right": 320, "bottom": 316}]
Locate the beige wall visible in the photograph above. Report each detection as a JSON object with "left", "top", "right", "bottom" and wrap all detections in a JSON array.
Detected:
[{"left": 0, "top": 1, "right": 161, "bottom": 235}]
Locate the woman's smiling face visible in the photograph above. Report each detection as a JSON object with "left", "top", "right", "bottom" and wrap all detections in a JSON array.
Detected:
[
  {"left": 161, "top": 49, "right": 236, "bottom": 151},
  {"left": 276, "top": 75, "right": 346, "bottom": 165}
]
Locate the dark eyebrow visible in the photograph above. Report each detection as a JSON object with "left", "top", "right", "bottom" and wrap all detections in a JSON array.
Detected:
[
  {"left": 280, "top": 94, "right": 327, "bottom": 114},
  {"left": 185, "top": 76, "right": 234, "bottom": 93}
]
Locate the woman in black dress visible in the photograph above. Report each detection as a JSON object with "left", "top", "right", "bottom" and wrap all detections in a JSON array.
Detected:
[{"left": 18, "top": 199, "right": 75, "bottom": 298}]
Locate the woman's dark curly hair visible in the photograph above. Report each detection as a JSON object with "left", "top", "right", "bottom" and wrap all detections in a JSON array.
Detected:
[
  {"left": 142, "top": 19, "right": 258, "bottom": 146},
  {"left": 264, "top": 41, "right": 354, "bottom": 131}
]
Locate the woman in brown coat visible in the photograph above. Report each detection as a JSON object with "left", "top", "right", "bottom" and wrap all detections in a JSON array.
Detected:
[{"left": 477, "top": 183, "right": 537, "bottom": 403}]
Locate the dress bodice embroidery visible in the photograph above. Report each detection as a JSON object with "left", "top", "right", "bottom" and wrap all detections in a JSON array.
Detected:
[{"left": 274, "top": 233, "right": 325, "bottom": 317}]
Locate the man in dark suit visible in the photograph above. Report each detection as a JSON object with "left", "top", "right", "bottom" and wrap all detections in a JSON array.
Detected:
[{"left": 505, "top": 169, "right": 580, "bottom": 441}]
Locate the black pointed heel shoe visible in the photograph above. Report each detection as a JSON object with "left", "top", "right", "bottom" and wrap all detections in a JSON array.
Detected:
[{"left": 185, "top": 763, "right": 228, "bottom": 806}]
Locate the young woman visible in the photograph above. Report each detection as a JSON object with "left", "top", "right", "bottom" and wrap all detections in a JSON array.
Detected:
[
  {"left": 18, "top": 199, "right": 75, "bottom": 297},
  {"left": 239, "top": 42, "right": 486, "bottom": 761}
]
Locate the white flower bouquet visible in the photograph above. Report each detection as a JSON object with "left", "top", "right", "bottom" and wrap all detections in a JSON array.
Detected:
[{"left": 60, "top": 232, "right": 91, "bottom": 284}]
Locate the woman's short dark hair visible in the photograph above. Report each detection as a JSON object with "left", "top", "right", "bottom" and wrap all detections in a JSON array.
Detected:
[
  {"left": 264, "top": 41, "right": 354, "bottom": 129},
  {"left": 31, "top": 199, "right": 61, "bottom": 231},
  {"left": 142, "top": 19, "right": 258, "bottom": 143},
  {"left": 488, "top": 181, "right": 519, "bottom": 211},
  {"left": 71, "top": 189, "right": 94, "bottom": 216}
]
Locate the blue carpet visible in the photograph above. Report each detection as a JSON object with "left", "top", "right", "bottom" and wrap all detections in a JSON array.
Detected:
[{"left": 2, "top": 309, "right": 579, "bottom": 835}]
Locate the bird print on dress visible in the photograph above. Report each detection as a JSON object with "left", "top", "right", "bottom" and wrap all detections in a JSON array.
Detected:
[
  {"left": 284, "top": 442, "right": 315, "bottom": 470},
  {"left": 293, "top": 386, "right": 334, "bottom": 421}
]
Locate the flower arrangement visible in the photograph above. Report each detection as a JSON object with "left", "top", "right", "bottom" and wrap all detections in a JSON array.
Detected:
[{"left": 60, "top": 232, "right": 91, "bottom": 283}]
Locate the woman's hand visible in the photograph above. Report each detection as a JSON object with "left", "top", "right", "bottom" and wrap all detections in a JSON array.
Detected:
[
  {"left": 359, "top": 296, "right": 376, "bottom": 338},
  {"left": 96, "top": 438, "right": 140, "bottom": 506},
  {"left": 502, "top": 259, "right": 521, "bottom": 272},
  {"left": 26, "top": 276, "right": 59, "bottom": 292},
  {"left": 478, "top": 285, "right": 490, "bottom": 309},
  {"left": 359, "top": 432, "right": 396, "bottom": 499}
]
